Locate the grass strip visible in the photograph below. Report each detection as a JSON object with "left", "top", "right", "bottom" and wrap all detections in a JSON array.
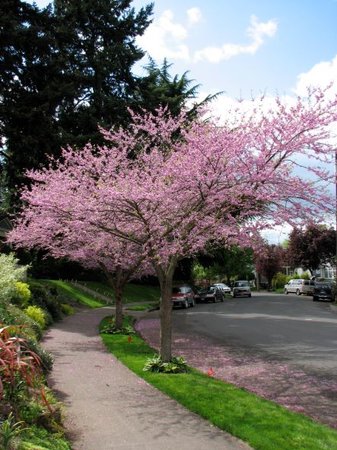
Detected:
[
  {"left": 101, "top": 318, "right": 337, "bottom": 450},
  {"left": 45, "top": 280, "right": 105, "bottom": 308}
]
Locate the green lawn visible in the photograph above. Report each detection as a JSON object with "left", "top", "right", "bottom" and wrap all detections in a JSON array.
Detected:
[
  {"left": 44, "top": 280, "right": 105, "bottom": 308},
  {"left": 82, "top": 280, "right": 161, "bottom": 304},
  {"left": 101, "top": 317, "right": 337, "bottom": 450}
]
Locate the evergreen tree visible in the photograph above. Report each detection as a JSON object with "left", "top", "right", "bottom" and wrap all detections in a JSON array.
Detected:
[
  {"left": 0, "top": 0, "right": 153, "bottom": 209},
  {"left": 54, "top": 0, "right": 153, "bottom": 146},
  {"left": 0, "top": 0, "right": 65, "bottom": 208},
  {"left": 134, "top": 57, "right": 218, "bottom": 117}
]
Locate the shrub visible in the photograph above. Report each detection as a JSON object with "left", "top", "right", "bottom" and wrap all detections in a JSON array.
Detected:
[
  {"left": 25, "top": 339, "right": 53, "bottom": 374},
  {"left": 0, "top": 412, "right": 27, "bottom": 450},
  {"left": 13, "top": 282, "right": 31, "bottom": 308},
  {"left": 29, "top": 284, "right": 62, "bottom": 322},
  {"left": 143, "top": 355, "right": 189, "bottom": 373},
  {"left": 272, "top": 272, "right": 288, "bottom": 290},
  {"left": 5, "top": 305, "right": 42, "bottom": 341},
  {"left": 0, "top": 254, "right": 29, "bottom": 305},
  {"left": 100, "top": 316, "right": 135, "bottom": 335},
  {"left": 24, "top": 306, "right": 46, "bottom": 330},
  {"left": 60, "top": 304, "right": 74, "bottom": 316},
  {"left": 0, "top": 326, "right": 42, "bottom": 403}
]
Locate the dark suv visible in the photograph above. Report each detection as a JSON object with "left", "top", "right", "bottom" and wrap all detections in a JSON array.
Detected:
[{"left": 313, "top": 282, "right": 335, "bottom": 302}]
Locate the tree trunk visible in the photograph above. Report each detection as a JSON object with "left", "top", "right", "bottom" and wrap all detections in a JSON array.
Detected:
[
  {"left": 103, "top": 266, "right": 127, "bottom": 330},
  {"left": 156, "top": 258, "right": 177, "bottom": 362},
  {"left": 114, "top": 283, "right": 124, "bottom": 329}
]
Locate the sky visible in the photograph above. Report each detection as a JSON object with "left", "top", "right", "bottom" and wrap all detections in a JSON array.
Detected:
[{"left": 29, "top": 0, "right": 337, "bottom": 243}]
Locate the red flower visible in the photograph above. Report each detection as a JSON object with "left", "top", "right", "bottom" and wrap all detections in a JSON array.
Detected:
[{"left": 207, "top": 367, "right": 215, "bottom": 377}]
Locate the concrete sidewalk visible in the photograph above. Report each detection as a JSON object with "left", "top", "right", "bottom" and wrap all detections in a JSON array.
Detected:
[{"left": 42, "top": 307, "right": 252, "bottom": 450}]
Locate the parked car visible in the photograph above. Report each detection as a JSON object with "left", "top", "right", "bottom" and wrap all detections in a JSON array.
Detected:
[
  {"left": 202, "top": 285, "right": 224, "bottom": 303},
  {"left": 313, "top": 282, "right": 335, "bottom": 302},
  {"left": 213, "top": 283, "right": 231, "bottom": 294},
  {"left": 232, "top": 280, "right": 251, "bottom": 298},
  {"left": 284, "top": 279, "right": 315, "bottom": 296},
  {"left": 192, "top": 286, "right": 209, "bottom": 303},
  {"left": 171, "top": 285, "right": 195, "bottom": 308}
]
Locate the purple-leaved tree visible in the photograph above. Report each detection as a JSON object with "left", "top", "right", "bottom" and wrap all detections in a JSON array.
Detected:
[{"left": 9, "top": 87, "right": 337, "bottom": 361}]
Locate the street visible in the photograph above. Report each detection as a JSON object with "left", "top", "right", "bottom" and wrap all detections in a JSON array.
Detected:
[{"left": 173, "top": 292, "right": 337, "bottom": 378}]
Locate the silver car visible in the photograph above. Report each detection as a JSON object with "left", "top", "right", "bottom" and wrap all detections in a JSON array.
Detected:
[
  {"left": 232, "top": 280, "right": 251, "bottom": 298},
  {"left": 284, "top": 279, "right": 315, "bottom": 296}
]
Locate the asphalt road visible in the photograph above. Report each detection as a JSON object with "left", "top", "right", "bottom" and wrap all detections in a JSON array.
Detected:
[{"left": 173, "top": 292, "right": 337, "bottom": 377}]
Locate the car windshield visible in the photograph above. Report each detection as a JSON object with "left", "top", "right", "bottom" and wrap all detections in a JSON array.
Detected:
[
  {"left": 173, "top": 287, "right": 189, "bottom": 294},
  {"left": 235, "top": 281, "right": 249, "bottom": 287},
  {"left": 315, "top": 283, "right": 332, "bottom": 288}
]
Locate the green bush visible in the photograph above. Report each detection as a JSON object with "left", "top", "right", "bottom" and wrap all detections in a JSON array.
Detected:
[
  {"left": 60, "top": 303, "right": 74, "bottom": 316},
  {"left": 0, "top": 253, "right": 29, "bottom": 305},
  {"left": 24, "top": 306, "right": 46, "bottom": 330},
  {"left": 272, "top": 272, "right": 288, "bottom": 289},
  {"left": 29, "top": 284, "right": 63, "bottom": 322},
  {"left": 11, "top": 282, "right": 32, "bottom": 308},
  {"left": 6, "top": 305, "right": 42, "bottom": 341}
]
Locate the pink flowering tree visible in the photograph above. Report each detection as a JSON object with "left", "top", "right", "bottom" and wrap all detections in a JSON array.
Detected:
[
  {"left": 8, "top": 180, "right": 153, "bottom": 329},
  {"left": 9, "top": 87, "right": 337, "bottom": 361}
]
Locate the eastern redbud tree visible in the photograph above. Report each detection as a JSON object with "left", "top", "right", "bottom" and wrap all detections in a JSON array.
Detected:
[{"left": 9, "top": 87, "right": 337, "bottom": 361}]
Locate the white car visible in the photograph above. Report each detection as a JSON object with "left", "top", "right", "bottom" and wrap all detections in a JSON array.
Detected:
[{"left": 213, "top": 283, "right": 231, "bottom": 294}]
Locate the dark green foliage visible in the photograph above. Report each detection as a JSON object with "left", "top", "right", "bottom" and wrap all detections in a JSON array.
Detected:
[
  {"left": 1, "top": 0, "right": 153, "bottom": 210},
  {"left": 54, "top": 0, "right": 153, "bottom": 146},
  {"left": 198, "top": 245, "right": 254, "bottom": 283},
  {"left": 134, "top": 58, "right": 216, "bottom": 117},
  {"left": 0, "top": 0, "right": 67, "bottom": 209},
  {"left": 28, "top": 283, "right": 63, "bottom": 322}
]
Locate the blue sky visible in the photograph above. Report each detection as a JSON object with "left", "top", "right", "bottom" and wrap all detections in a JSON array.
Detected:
[{"left": 31, "top": 0, "right": 337, "bottom": 100}]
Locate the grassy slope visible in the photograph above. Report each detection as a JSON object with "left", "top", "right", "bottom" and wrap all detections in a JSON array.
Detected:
[
  {"left": 44, "top": 280, "right": 105, "bottom": 308},
  {"left": 101, "top": 324, "right": 337, "bottom": 450},
  {"left": 83, "top": 281, "right": 160, "bottom": 303}
]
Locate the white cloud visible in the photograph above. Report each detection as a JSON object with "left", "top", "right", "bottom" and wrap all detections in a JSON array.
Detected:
[
  {"left": 187, "top": 7, "right": 202, "bottom": 25},
  {"left": 294, "top": 55, "right": 337, "bottom": 97},
  {"left": 194, "top": 15, "right": 277, "bottom": 63},
  {"left": 136, "top": 9, "right": 190, "bottom": 61},
  {"left": 137, "top": 10, "right": 277, "bottom": 64}
]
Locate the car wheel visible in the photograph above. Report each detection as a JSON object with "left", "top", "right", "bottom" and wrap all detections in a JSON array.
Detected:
[
  {"left": 296, "top": 289, "right": 300, "bottom": 296},
  {"left": 284, "top": 289, "right": 288, "bottom": 295},
  {"left": 233, "top": 293, "right": 236, "bottom": 298},
  {"left": 221, "top": 295, "right": 224, "bottom": 302},
  {"left": 313, "top": 296, "right": 318, "bottom": 302},
  {"left": 248, "top": 293, "right": 252, "bottom": 297}
]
